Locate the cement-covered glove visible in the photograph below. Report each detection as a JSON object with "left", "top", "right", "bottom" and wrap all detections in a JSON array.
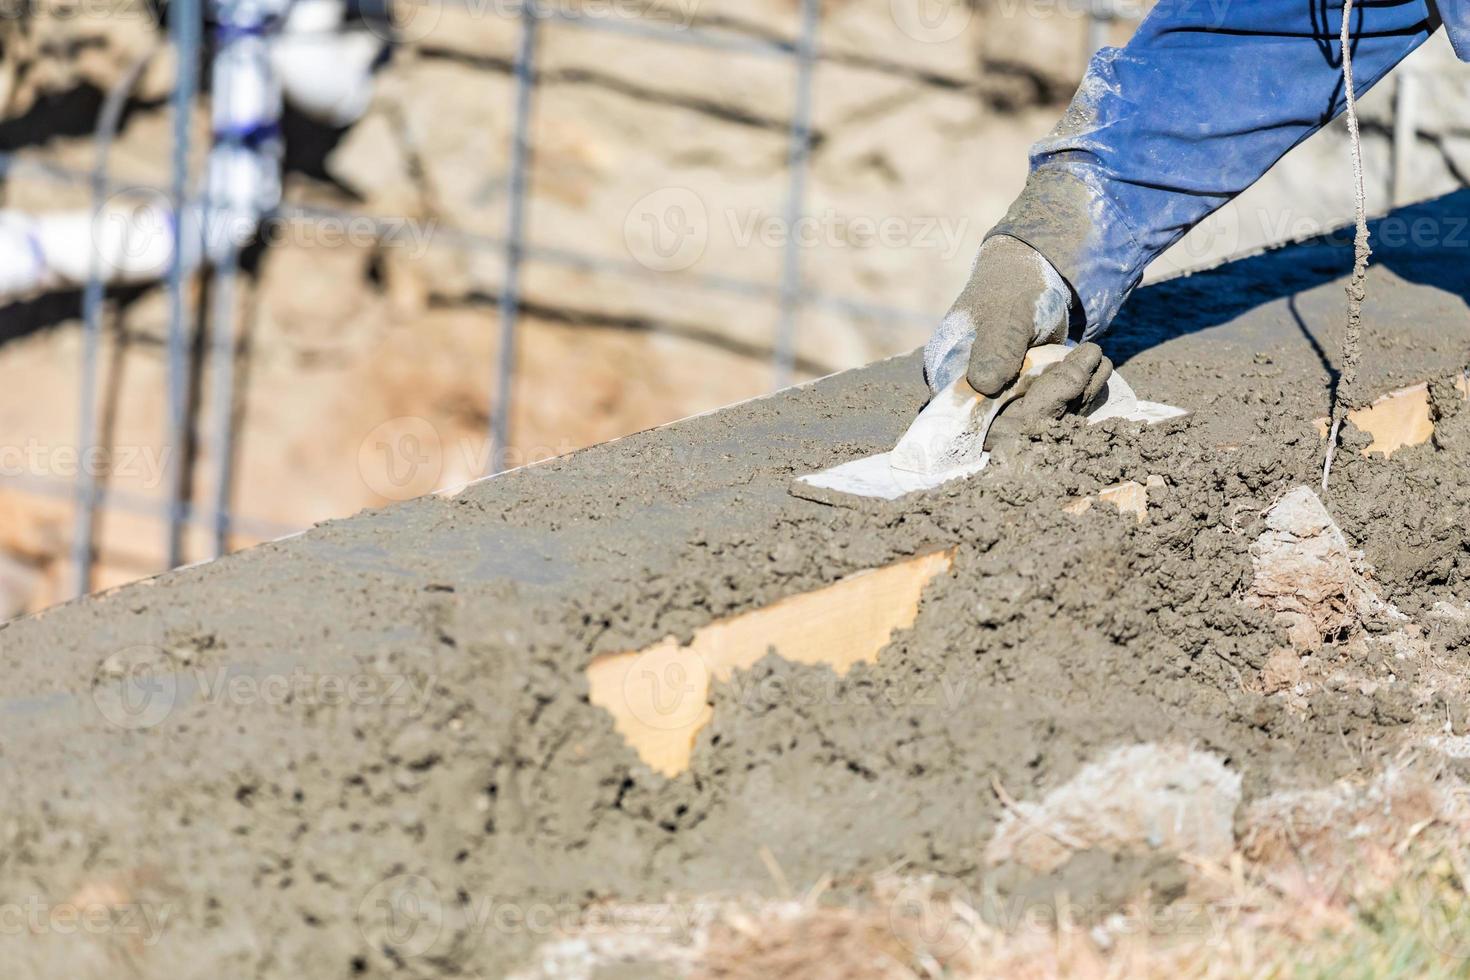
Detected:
[
  {"left": 923, "top": 235, "right": 1111, "bottom": 443},
  {"left": 982, "top": 341, "right": 1111, "bottom": 450}
]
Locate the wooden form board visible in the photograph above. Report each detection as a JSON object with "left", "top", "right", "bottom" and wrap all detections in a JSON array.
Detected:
[
  {"left": 586, "top": 549, "right": 956, "bottom": 777},
  {"left": 1314, "top": 383, "right": 1434, "bottom": 457},
  {"left": 1062, "top": 477, "right": 1162, "bottom": 524}
]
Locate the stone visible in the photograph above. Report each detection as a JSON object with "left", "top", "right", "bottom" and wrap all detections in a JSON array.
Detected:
[
  {"left": 1246, "top": 487, "right": 1360, "bottom": 650},
  {"left": 1259, "top": 648, "right": 1305, "bottom": 695},
  {"left": 984, "top": 744, "right": 1241, "bottom": 873}
]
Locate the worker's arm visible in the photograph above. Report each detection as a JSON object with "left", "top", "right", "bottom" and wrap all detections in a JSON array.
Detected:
[
  {"left": 929, "top": 0, "right": 1441, "bottom": 399},
  {"left": 996, "top": 0, "right": 1440, "bottom": 338}
]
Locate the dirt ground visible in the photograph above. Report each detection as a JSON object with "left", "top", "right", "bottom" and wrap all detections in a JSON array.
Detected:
[{"left": 2, "top": 191, "right": 1470, "bottom": 977}]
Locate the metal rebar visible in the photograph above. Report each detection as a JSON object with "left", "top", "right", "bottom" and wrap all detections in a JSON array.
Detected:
[
  {"left": 70, "top": 48, "right": 157, "bottom": 599},
  {"left": 277, "top": 203, "right": 937, "bottom": 329},
  {"left": 165, "top": 0, "right": 202, "bottom": 569},
  {"left": 772, "top": 0, "right": 819, "bottom": 389},
  {"left": 540, "top": 7, "right": 794, "bottom": 59},
  {"left": 3, "top": 151, "right": 936, "bottom": 334},
  {"left": 206, "top": 241, "right": 241, "bottom": 558},
  {"left": 0, "top": 151, "right": 152, "bottom": 191},
  {"left": 487, "top": 2, "right": 539, "bottom": 476}
]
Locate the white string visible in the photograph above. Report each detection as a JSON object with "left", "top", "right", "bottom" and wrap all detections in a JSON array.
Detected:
[{"left": 1323, "top": 0, "right": 1372, "bottom": 492}]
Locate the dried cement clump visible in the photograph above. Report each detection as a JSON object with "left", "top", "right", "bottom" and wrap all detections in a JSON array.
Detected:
[
  {"left": 1246, "top": 486, "right": 1399, "bottom": 650},
  {"left": 984, "top": 744, "right": 1241, "bottom": 873}
]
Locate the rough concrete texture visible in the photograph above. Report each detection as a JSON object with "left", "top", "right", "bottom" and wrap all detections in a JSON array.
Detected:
[
  {"left": 1247, "top": 486, "right": 1397, "bottom": 649},
  {"left": 2, "top": 190, "right": 1470, "bottom": 977}
]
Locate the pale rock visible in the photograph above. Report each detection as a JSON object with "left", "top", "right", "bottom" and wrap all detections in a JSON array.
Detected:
[
  {"left": 1247, "top": 486, "right": 1383, "bottom": 650},
  {"left": 1430, "top": 600, "right": 1470, "bottom": 624},
  {"left": 1259, "top": 647, "right": 1305, "bottom": 695},
  {"left": 984, "top": 744, "right": 1241, "bottom": 873}
]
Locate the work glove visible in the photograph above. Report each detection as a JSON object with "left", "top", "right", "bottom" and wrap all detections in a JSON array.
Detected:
[
  {"left": 923, "top": 235, "right": 1111, "bottom": 446},
  {"left": 982, "top": 341, "right": 1112, "bottom": 450}
]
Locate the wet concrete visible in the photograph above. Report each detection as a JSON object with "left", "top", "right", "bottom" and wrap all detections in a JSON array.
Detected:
[{"left": 2, "top": 191, "right": 1469, "bottom": 978}]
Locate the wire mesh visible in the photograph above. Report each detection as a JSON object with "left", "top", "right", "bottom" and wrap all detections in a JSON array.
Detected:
[{"left": 20, "top": 0, "right": 1380, "bottom": 597}]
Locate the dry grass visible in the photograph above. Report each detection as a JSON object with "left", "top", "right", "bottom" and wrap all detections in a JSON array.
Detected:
[
  {"left": 685, "top": 842, "right": 1470, "bottom": 980},
  {"left": 514, "top": 759, "right": 1470, "bottom": 980}
]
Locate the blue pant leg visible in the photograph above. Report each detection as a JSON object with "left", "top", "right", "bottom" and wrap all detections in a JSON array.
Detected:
[{"left": 992, "top": 0, "right": 1440, "bottom": 337}]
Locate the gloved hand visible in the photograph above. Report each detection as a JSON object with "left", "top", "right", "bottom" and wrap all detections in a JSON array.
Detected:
[
  {"left": 982, "top": 341, "right": 1112, "bottom": 450},
  {"left": 923, "top": 234, "right": 1112, "bottom": 445}
]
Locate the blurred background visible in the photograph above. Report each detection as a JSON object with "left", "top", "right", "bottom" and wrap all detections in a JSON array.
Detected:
[{"left": 0, "top": 0, "right": 1467, "bottom": 617}]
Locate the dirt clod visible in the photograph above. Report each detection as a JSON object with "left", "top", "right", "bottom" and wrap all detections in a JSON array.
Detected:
[
  {"left": 984, "top": 744, "right": 1241, "bottom": 874},
  {"left": 1245, "top": 485, "right": 1408, "bottom": 650}
]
